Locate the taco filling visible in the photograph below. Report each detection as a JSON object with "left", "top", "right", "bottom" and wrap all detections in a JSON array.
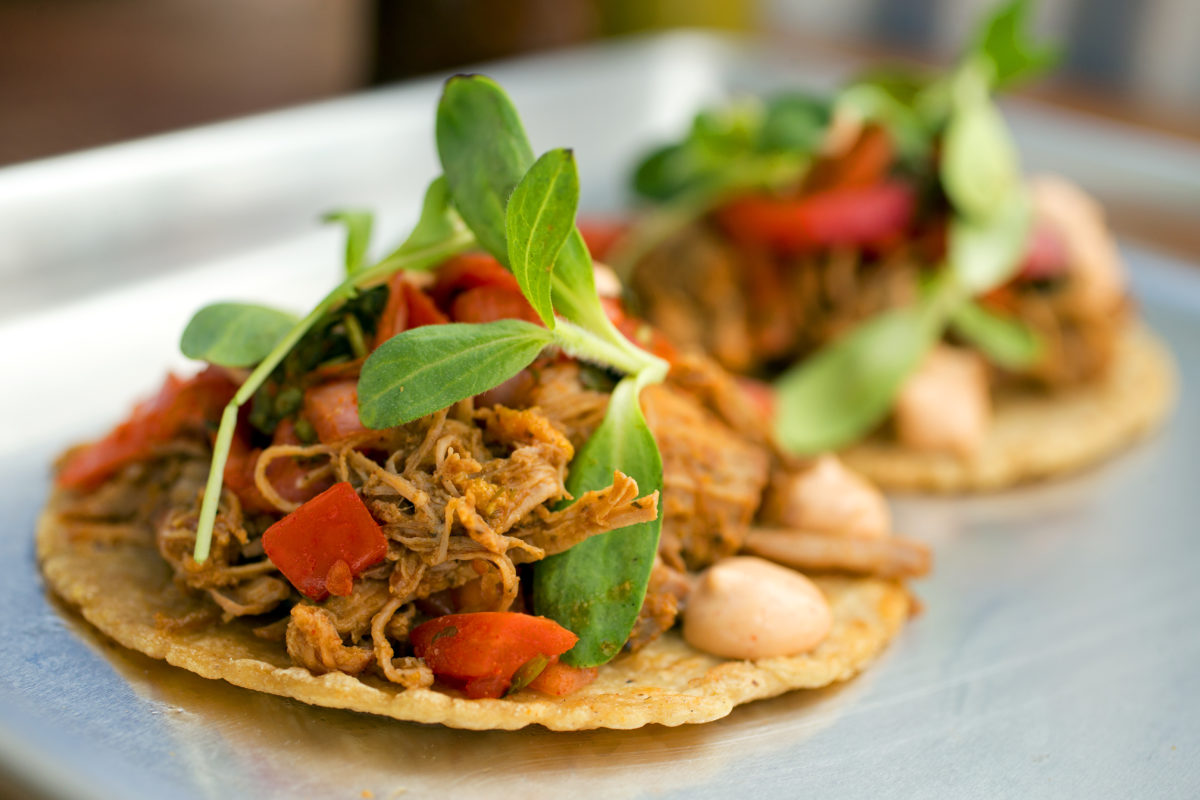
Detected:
[
  {"left": 40, "top": 76, "right": 924, "bottom": 730},
  {"left": 611, "top": 0, "right": 1173, "bottom": 489}
]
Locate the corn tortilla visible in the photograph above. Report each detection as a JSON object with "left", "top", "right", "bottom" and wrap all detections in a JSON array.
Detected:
[
  {"left": 840, "top": 324, "right": 1175, "bottom": 492},
  {"left": 37, "top": 495, "right": 909, "bottom": 731}
]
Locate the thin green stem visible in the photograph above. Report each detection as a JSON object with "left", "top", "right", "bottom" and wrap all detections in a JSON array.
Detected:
[
  {"left": 550, "top": 319, "right": 669, "bottom": 383},
  {"left": 192, "top": 230, "right": 476, "bottom": 562},
  {"left": 193, "top": 404, "right": 239, "bottom": 563}
]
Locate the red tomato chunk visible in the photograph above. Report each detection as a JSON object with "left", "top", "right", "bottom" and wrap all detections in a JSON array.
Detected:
[
  {"left": 303, "top": 380, "right": 369, "bottom": 444},
  {"left": 410, "top": 612, "right": 579, "bottom": 699},
  {"left": 262, "top": 482, "right": 387, "bottom": 601},
  {"left": 527, "top": 660, "right": 598, "bottom": 696},
  {"left": 57, "top": 366, "right": 236, "bottom": 490}
]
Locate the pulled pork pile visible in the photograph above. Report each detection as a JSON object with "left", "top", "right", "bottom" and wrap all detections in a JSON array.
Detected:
[
  {"left": 57, "top": 352, "right": 928, "bottom": 685},
  {"left": 58, "top": 397, "right": 656, "bottom": 688},
  {"left": 632, "top": 221, "right": 1126, "bottom": 389}
]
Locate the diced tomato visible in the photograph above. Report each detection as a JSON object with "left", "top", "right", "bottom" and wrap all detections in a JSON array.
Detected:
[
  {"left": 577, "top": 219, "right": 629, "bottom": 261},
  {"left": 303, "top": 380, "right": 368, "bottom": 443},
  {"left": 1018, "top": 222, "right": 1068, "bottom": 281},
  {"left": 375, "top": 274, "right": 450, "bottom": 348},
  {"left": 57, "top": 366, "right": 237, "bottom": 490},
  {"left": 527, "top": 660, "right": 598, "bottom": 696},
  {"left": 262, "top": 481, "right": 387, "bottom": 601},
  {"left": 806, "top": 124, "right": 894, "bottom": 192},
  {"left": 601, "top": 297, "right": 678, "bottom": 364},
  {"left": 222, "top": 427, "right": 332, "bottom": 515},
  {"left": 271, "top": 417, "right": 303, "bottom": 446},
  {"left": 430, "top": 253, "right": 521, "bottom": 310},
  {"left": 410, "top": 612, "right": 579, "bottom": 699},
  {"left": 451, "top": 286, "right": 542, "bottom": 326},
  {"left": 715, "top": 181, "right": 917, "bottom": 255}
]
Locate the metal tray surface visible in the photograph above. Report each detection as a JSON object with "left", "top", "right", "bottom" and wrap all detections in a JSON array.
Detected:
[{"left": 0, "top": 33, "right": 1197, "bottom": 800}]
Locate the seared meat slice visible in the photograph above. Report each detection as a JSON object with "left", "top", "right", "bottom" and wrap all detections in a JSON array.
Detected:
[{"left": 642, "top": 384, "right": 770, "bottom": 572}]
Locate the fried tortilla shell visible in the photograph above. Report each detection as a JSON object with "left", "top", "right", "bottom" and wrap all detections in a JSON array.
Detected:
[
  {"left": 38, "top": 494, "right": 909, "bottom": 731},
  {"left": 840, "top": 324, "right": 1175, "bottom": 492}
]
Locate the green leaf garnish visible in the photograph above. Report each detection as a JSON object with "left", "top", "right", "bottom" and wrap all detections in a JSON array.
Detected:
[
  {"left": 357, "top": 320, "right": 554, "bottom": 428},
  {"left": 774, "top": 306, "right": 943, "bottom": 454},
  {"left": 947, "top": 189, "right": 1031, "bottom": 294},
  {"left": 323, "top": 209, "right": 374, "bottom": 276},
  {"left": 386, "top": 177, "right": 466, "bottom": 262},
  {"left": 973, "top": 0, "right": 1060, "bottom": 90},
  {"left": 533, "top": 374, "right": 664, "bottom": 666},
  {"left": 505, "top": 148, "right": 580, "bottom": 328},
  {"left": 940, "top": 68, "right": 1020, "bottom": 221},
  {"left": 180, "top": 303, "right": 299, "bottom": 367},
  {"left": 436, "top": 74, "right": 535, "bottom": 264},
  {"left": 951, "top": 300, "right": 1042, "bottom": 369}
]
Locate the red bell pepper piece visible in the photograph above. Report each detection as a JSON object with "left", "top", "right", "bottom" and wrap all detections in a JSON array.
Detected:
[
  {"left": 527, "top": 660, "right": 598, "bottom": 696},
  {"left": 430, "top": 253, "right": 521, "bottom": 310},
  {"left": 806, "top": 124, "right": 894, "bottom": 192},
  {"left": 410, "top": 612, "right": 579, "bottom": 699},
  {"left": 451, "top": 286, "right": 542, "bottom": 326},
  {"left": 222, "top": 424, "right": 333, "bottom": 515},
  {"left": 57, "top": 366, "right": 237, "bottom": 490},
  {"left": 262, "top": 481, "right": 387, "bottom": 601},
  {"left": 375, "top": 273, "right": 450, "bottom": 348},
  {"left": 715, "top": 181, "right": 916, "bottom": 255},
  {"left": 303, "top": 380, "right": 369, "bottom": 443}
]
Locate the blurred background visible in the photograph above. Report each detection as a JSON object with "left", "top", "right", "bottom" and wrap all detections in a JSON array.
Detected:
[{"left": 2, "top": 0, "right": 1199, "bottom": 168}]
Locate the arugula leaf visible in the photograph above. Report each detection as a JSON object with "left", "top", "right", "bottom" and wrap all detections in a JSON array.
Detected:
[
  {"left": 947, "top": 189, "right": 1031, "bottom": 294},
  {"left": 533, "top": 375, "right": 663, "bottom": 667},
  {"left": 357, "top": 320, "right": 553, "bottom": 428},
  {"left": 323, "top": 210, "right": 374, "bottom": 276},
  {"left": 774, "top": 306, "right": 942, "bottom": 454},
  {"left": 951, "top": 300, "right": 1042, "bottom": 369},
  {"left": 940, "top": 69, "right": 1020, "bottom": 221},
  {"left": 386, "top": 177, "right": 466, "bottom": 262},
  {"left": 505, "top": 148, "right": 579, "bottom": 328},
  {"left": 973, "top": 0, "right": 1060, "bottom": 89},
  {"left": 180, "top": 302, "right": 299, "bottom": 367},
  {"left": 436, "top": 74, "right": 535, "bottom": 263}
]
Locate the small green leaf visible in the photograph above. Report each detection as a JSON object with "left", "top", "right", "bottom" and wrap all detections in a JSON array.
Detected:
[
  {"left": 180, "top": 303, "right": 300, "bottom": 367},
  {"left": 533, "top": 376, "right": 663, "bottom": 667},
  {"left": 758, "top": 92, "right": 831, "bottom": 153},
  {"left": 951, "top": 300, "right": 1042, "bottom": 369},
  {"left": 941, "top": 77, "right": 1020, "bottom": 221},
  {"left": 436, "top": 75, "right": 535, "bottom": 264},
  {"left": 974, "top": 0, "right": 1060, "bottom": 89},
  {"left": 505, "top": 148, "right": 579, "bottom": 328},
  {"left": 323, "top": 209, "right": 374, "bottom": 276},
  {"left": 357, "top": 320, "right": 552, "bottom": 428},
  {"left": 386, "top": 177, "right": 466, "bottom": 262},
  {"left": 632, "top": 142, "right": 704, "bottom": 202},
  {"left": 774, "top": 307, "right": 941, "bottom": 454},
  {"left": 948, "top": 190, "right": 1031, "bottom": 294}
]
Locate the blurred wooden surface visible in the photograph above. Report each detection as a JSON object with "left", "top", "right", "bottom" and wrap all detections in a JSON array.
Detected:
[{"left": 0, "top": 0, "right": 370, "bottom": 165}]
